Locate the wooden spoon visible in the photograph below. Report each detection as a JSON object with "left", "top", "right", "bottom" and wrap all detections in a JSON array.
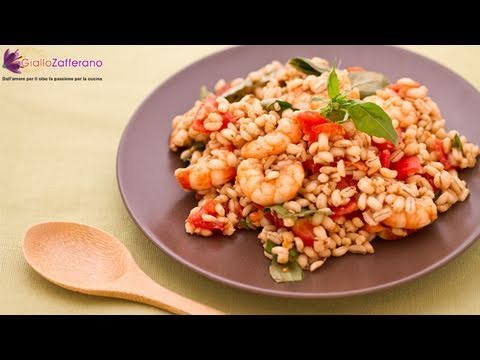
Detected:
[{"left": 23, "top": 222, "right": 224, "bottom": 315}]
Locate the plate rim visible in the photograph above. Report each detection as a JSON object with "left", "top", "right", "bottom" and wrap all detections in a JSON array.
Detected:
[{"left": 116, "top": 45, "right": 480, "bottom": 298}]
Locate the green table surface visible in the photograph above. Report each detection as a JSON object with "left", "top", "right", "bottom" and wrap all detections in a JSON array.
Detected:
[{"left": 1, "top": 45, "right": 480, "bottom": 314}]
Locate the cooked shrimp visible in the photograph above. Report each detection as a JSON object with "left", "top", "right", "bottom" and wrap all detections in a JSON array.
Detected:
[
  {"left": 237, "top": 158, "right": 304, "bottom": 206},
  {"left": 381, "top": 197, "right": 437, "bottom": 230},
  {"left": 175, "top": 158, "right": 236, "bottom": 191},
  {"left": 241, "top": 117, "right": 302, "bottom": 158}
]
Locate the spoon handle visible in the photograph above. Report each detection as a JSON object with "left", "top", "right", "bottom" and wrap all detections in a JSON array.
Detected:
[{"left": 112, "top": 268, "right": 224, "bottom": 315}]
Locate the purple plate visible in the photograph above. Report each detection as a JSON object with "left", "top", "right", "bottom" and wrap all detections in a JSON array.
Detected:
[{"left": 117, "top": 45, "right": 480, "bottom": 298}]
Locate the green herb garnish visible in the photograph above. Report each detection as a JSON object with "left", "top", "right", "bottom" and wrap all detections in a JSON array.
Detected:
[
  {"left": 192, "top": 142, "right": 206, "bottom": 151},
  {"left": 261, "top": 99, "right": 298, "bottom": 114},
  {"left": 238, "top": 215, "right": 257, "bottom": 230},
  {"left": 222, "top": 74, "right": 273, "bottom": 103},
  {"left": 319, "top": 67, "right": 398, "bottom": 145},
  {"left": 199, "top": 85, "right": 210, "bottom": 100},
  {"left": 288, "top": 57, "right": 328, "bottom": 76},
  {"left": 264, "top": 240, "right": 276, "bottom": 254},
  {"left": 289, "top": 248, "right": 298, "bottom": 260},
  {"left": 181, "top": 142, "right": 206, "bottom": 164},
  {"left": 265, "top": 205, "right": 332, "bottom": 221},
  {"left": 327, "top": 64, "right": 341, "bottom": 98},
  {"left": 348, "top": 71, "right": 389, "bottom": 99},
  {"left": 269, "top": 257, "right": 304, "bottom": 283},
  {"left": 452, "top": 133, "right": 464, "bottom": 155}
]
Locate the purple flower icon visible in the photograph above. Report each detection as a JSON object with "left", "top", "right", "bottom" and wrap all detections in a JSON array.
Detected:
[{"left": 3, "top": 49, "right": 23, "bottom": 74}]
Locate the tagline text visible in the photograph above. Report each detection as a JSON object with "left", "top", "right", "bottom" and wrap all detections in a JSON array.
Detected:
[{"left": 2, "top": 76, "right": 103, "bottom": 82}]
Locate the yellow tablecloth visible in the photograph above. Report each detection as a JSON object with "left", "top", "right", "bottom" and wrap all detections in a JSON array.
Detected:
[{"left": 2, "top": 45, "right": 480, "bottom": 314}]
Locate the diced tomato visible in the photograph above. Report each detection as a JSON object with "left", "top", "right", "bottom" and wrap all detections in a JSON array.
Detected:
[
  {"left": 176, "top": 170, "right": 192, "bottom": 190},
  {"left": 292, "top": 218, "right": 315, "bottom": 247},
  {"left": 249, "top": 210, "right": 264, "bottom": 223},
  {"left": 297, "top": 111, "right": 328, "bottom": 131},
  {"left": 253, "top": 203, "right": 264, "bottom": 210},
  {"left": 221, "top": 112, "right": 236, "bottom": 128},
  {"left": 331, "top": 200, "right": 358, "bottom": 219},
  {"left": 203, "top": 199, "right": 216, "bottom": 214},
  {"left": 379, "top": 149, "right": 391, "bottom": 168},
  {"left": 390, "top": 156, "right": 421, "bottom": 180},
  {"left": 187, "top": 199, "right": 225, "bottom": 231},
  {"left": 347, "top": 66, "right": 365, "bottom": 72},
  {"left": 191, "top": 95, "right": 236, "bottom": 134},
  {"left": 264, "top": 211, "right": 285, "bottom": 229},
  {"left": 297, "top": 111, "right": 328, "bottom": 143},
  {"left": 310, "top": 123, "right": 346, "bottom": 142},
  {"left": 336, "top": 175, "right": 357, "bottom": 190},
  {"left": 345, "top": 161, "right": 368, "bottom": 171},
  {"left": 192, "top": 118, "right": 210, "bottom": 133},
  {"left": 302, "top": 159, "right": 322, "bottom": 175},
  {"left": 434, "top": 139, "right": 456, "bottom": 170},
  {"left": 235, "top": 203, "right": 243, "bottom": 216},
  {"left": 422, "top": 173, "right": 438, "bottom": 191},
  {"left": 374, "top": 140, "right": 395, "bottom": 152}
]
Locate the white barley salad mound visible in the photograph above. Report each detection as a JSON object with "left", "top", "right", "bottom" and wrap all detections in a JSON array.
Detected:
[{"left": 169, "top": 57, "right": 480, "bottom": 283}]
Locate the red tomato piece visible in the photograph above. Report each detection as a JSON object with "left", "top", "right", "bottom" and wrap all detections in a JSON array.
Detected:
[
  {"left": 264, "top": 211, "right": 285, "bottom": 229},
  {"left": 390, "top": 156, "right": 421, "bottom": 180},
  {"left": 297, "top": 111, "right": 328, "bottom": 142},
  {"left": 302, "top": 159, "right": 322, "bottom": 175},
  {"left": 374, "top": 140, "right": 395, "bottom": 152},
  {"left": 434, "top": 139, "right": 456, "bottom": 170},
  {"left": 192, "top": 118, "right": 210, "bottom": 133},
  {"left": 292, "top": 218, "right": 315, "bottom": 247},
  {"left": 192, "top": 96, "right": 235, "bottom": 134},
  {"left": 422, "top": 173, "right": 438, "bottom": 191},
  {"left": 176, "top": 171, "right": 192, "bottom": 190},
  {"left": 331, "top": 200, "right": 358, "bottom": 217},
  {"left": 309, "top": 123, "right": 346, "bottom": 143},
  {"left": 221, "top": 112, "right": 236, "bottom": 129},
  {"left": 379, "top": 149, "right": 391, "bottom": 168},
  {"left": 187, "top": 199, "right": 224, "bottom": 231},
  {"left": 336, "top": 175, "right": 357, "bottom": 190}
]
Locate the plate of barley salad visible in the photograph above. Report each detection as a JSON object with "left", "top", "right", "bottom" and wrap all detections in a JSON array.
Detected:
[{"left": 117, "top": 45, "right": 480, "bottom": 297}]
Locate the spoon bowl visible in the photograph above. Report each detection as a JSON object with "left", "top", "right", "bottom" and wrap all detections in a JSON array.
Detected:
[{"left": 23, "top": 222, "right": 223, "bottom": 315}]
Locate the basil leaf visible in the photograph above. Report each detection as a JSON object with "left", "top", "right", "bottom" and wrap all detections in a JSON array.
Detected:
[
  {"left": 328, "top": 66, "right": 340, "bottom": 99},
  {"left": 269, "top": 258, "right": 304, "bottom": 283},
  {"left": 346, "top": 102, "right": 398, "bottom": 145},
  {"left": 181, "top": 142, "right": 205, "bottom": 164},
  {"left": 222, "top": 76, "right": 271, "bottom": 103},
  {"left": 288, "top": 57, "right": 328, "bottom": 76},
  {"left": 452, "top": 133, "right": 464, "bottom": 155},
  {"left": 192, "top": 142, "right": 206, "bottom": 151},
  {"left": 266, "top": 205, "right": 332, "bottom": 220},
  {"left": 222, "top": 79, "right": 255, "bottom": 103},
  {"left": 261, "top": 99, "right": 298, "bottom": 114},
  {"left": 267, "top": 205, "right": 292, "bottom": 219},
  {"left": 264, "top": 240, "right": 276, "bottom": 254},
  {"left": 239, "top": 215, "right": 257, "bottom": 230},
  {"left": 324, "top": 109, "right": 348, "bottom": 123},
  {"left": 289, "top": 248, "right": 298, "bottom": 260},
  {"left": 348, "top": 71, "right": 389, "bottom": 99},
  {"left": 199, "top": 85, "right": 210, "bottom": 100}
]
